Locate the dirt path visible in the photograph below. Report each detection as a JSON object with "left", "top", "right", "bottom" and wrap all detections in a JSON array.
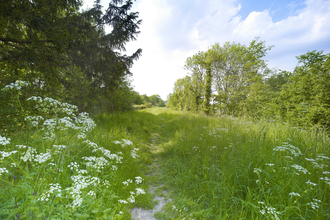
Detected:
[{"left": 130, "top": 131, "right": 172, "bottom": 220}]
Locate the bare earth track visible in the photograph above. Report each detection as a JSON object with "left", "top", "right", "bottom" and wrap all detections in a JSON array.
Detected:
[{"left": 130, "top": 133, "right": 172, "bottom": 220}]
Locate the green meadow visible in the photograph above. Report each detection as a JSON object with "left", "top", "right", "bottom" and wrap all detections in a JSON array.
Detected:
[{"left": 1, "top": 99, "right": 329, "bottom": 219}]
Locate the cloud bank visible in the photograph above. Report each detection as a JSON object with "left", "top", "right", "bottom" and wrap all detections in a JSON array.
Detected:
[{"left": 86, "top": 0, "right": 330, "bottom": 100}]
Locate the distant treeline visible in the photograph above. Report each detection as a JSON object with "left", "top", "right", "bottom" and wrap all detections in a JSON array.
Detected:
[
  {"left": 167, "top": 38, "right": 330, "bottom": 131},
  {"left": 131, "top": 93, "right": 165, "bottom": 109}
]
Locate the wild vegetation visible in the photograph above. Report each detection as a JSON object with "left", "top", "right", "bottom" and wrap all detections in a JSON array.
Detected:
[
  {"left": 167, "top": 39, "right": 330, "bottom": 132},
  {"left": 0, "top": 0, "right": 142, "bottom": 115},
  {"left": 1, "top": 1, "right": 330, "bottom": 219},
  {"left": 1, "top": 81, "right": 330, "bottom": 219}
]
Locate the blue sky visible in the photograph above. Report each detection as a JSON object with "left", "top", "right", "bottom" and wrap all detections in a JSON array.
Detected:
[{"left": 83, "top": 0, "right": 330, "bottom": 100}]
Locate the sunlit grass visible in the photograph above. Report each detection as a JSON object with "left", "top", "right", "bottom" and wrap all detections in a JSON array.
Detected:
[
  {"left": 143, "top": 107, "right": 330, "bottom": 219},
  {"left": 2, "top": 81, "right": 330, "bottom": 219},
  {"left": 0, "top": 83, "right": 160, "bottom": 219}
]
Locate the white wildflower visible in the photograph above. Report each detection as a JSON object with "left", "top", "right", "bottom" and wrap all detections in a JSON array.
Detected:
[
  {"left": 77, "top": 133, "right": 86, "bottom": 139},
  {"left": 307, "top": 199, "right": 321, "bottom": 210},
  {"left": 289, "top": 192, "right": 300, "bottom": 197},
  {"left": 291, "top": 164, "right": 311, "bottom": 174},
  {"left": 2, "top": 80, "right": 28, "bottom": 91},
  {"left": 135, "top": 176, "right": 143, "bottom": 184},
  {"left": 253, "top": 168, "right": 262, "bottom": 174},
  {"left": 34, "top": 151, "right": 52, "bottom": 163},
  {"left": 273, "top": 143, "right": 302, "bottom": 157},
  {"left": 306, "top": 180, "right": 317, "bottom": 186},
  {"left": 68, "top": 162, "right": 80, "bottom": 172},
  {"left": 1, "top": 150, "right": 17, "bottom": 160},
  {"left": 0, "top": 135, "right": 10, "bottom": 146},
  {"left": 131, "top": 148, "right": 139, "bottom": 159},
  {"left": 20, "top": 147, "right": 37, "bottom": 162},
  {"left": 87, "top": 191, "right": 95, "bottom": 197},
  {"left": 135, "top": 188, "right": 146, "bottom": 195},
  {"left": 0, "top": 168, "right": 9, "bottom": 175},
  {"left": 265, "top": 163, "right": 274, "bottom": 166},
  {"left": 121, "top": 139, "right": 133, "bottom": 147},
  {"left": 38, "top": 183, "right": 62, "bottom": 202},
  {"left": 123, "top": 179, "right": 133, "bottom": 186}
]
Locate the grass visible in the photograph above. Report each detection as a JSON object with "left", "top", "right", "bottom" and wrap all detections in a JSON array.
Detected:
[
  {"left": 1, "top": 95, "right": 330, "bottom": 219},
  {"left": 0, "top": 95, "right": 162, "bottom": 219},
  {"left": 142, "top": 107, "right": 330, "bottom": 220}
]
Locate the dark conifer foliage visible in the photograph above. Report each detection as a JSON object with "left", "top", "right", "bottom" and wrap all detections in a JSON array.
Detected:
[{"left": 0, "top": 0, "right": 142, "bottom": 113}]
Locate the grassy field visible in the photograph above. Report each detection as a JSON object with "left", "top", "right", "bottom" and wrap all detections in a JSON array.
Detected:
[
  {"left": 1, "top": 104, "right": 330, "bottom": 219},
  {"left": 142, "top": 108, "right": 330, "bottom": 220}
]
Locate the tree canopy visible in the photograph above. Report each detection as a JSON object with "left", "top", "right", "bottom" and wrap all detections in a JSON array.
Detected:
[
  {"left": 1, "top": 0, "right": 142, "bottom": 113},
  {"left": 168, "top": 39, "right": 330, "bottom": 131}
]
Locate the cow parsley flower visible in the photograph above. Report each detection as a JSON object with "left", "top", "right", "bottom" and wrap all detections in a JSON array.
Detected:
[
  {"left": 68, "top": 162, "right": 80, "bottom": 172},
  {"left": 307, "top": 199, "right": 321, "bottom": 210},
  {"left": 273, "top": 143, "right": 302, "bottom": 157},
  {"left": 135, "top": 176, "right": 143, "bottom": 184},
  {"left": 2, "top": 80, "right": 29, "bottom": 91},
  {"left": 291, "top": 164, "right": 311, "bottom": 174},
  {"left": 1, "top": 150, "right": 17, "bottom": 160},
  {"left": 0, "top": 135, "right": 10, "bottom": 146},
  {"left": 123, "top": 179, "right": 133, "bottom": 186},
  {"left": 21, "top": 147, "right": 37, "bottom": 162},
  {"left": 38, "top": 183, "right": 62, "bottom": 202},
  {"left": 0, "top": 168, "right": 9, "bottom": 175},
  {"left": 289, "top": 192, "right": 300, "bottom": 197},
  {"left": 121, "top": 139, "right": 133, "bottom": 147},
  {"left": 34, "top": 151, "right": 52, "bottom": 163},
  {"left": 53, "top": 145, "right": 66, "bottom": 153},
  {"left": 135, "top": 188, "right": 146, "bottom": 195},
  {"left": 83, "top": 156, "right": 109, "bottom": 172},
  {"left": 25, "top": 116, "right": 44, "bottom": 127},
  {"left": 131, "top": 148, "right": 139, "bottom": 159},
  {"left": 253, "top": 168, "right": 262, "bottom": 174},
  {"left": 265, "top": 163, "right": 274, "bottom": 166},
  {"left": 306, "top": 180, "right": 317, "bottom": 186}
]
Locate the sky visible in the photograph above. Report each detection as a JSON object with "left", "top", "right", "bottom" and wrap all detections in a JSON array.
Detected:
[{"left": 82, "top": 0, "right": 330, "bottom": 100}]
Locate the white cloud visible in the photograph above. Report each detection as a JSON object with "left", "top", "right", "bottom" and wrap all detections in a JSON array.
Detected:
[{"left": 84, "top": 0, "right": 330, "bottom": 100}]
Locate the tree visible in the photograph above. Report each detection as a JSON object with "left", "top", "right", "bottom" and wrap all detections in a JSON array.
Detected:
[
  {"left": 279, "top": 50, "right": 330, "bottom": 129},
  {"left": 208, "top": 38, "right": 272, "bottom": 116},
  {"left": 0, "top": 0, "right": 142, "bottom": 113}
]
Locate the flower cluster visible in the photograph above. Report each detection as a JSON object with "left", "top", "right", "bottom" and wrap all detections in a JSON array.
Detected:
[
  {"left": 0, "top": 167, "right": 9, "bottom": 176},
  {"left": 84, "top": 140, "right": 123, "bottom": 164},
  {"left": 2, "top": 80, "right": 29, "bottom": 91},
  {"left": 0, "top": 135, "right": 11, "bottom": 146},
  {"left": 114, "top": 139, "right": 133, "bottom": 147},
  {"left": 38, "top": 183, "right": 62, "bottom": 202},
  {"left": 66, "top": 175, "right": 100, "bottom": 208},
  {"left": 258, "top": 202, "right": 280, "bottom": 220},
  {"left": 27, "top": 96, "right": 78, "bottom": 117},
  {"left": 20, "top": 147, "right": 37, "bottom": 162},
  {"left": 289, "top": 192, "right": 300, "bottom": 197},
  {"left": 307, "top": 199, "right": 321, "bottom": 210},
  {"left": 118, "top": 188, "right": 146, "bottom": 204},
  {"left": 82, "top": 156, "right": 109, "bottom": 172},
  {"left": 1, "top": 150, "right": 17, "bottom": 160},
  {"left": 131, "top": 148, "right": 139, "bottom": 159},
  {"left": 25, "top": 116, "right": 44, "bottom": 127},
  {"left": 273, "top": 142, "right": 302, "bottom": 157},
  {"left": 291, "top": 164, "right": 311, "bottom": 175},
  {"left": 53, "top": 145, "right": 66, "bottom": 153}
]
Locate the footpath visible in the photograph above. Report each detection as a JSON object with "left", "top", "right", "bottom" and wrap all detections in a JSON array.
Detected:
[{"left": 130, "top": 117, "right": 173, "bottom": 220}]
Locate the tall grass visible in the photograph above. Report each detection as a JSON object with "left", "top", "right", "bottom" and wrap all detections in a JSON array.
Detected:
[
  {"left": 144, "top": 108, "right": 330, "bottom": 219},
  {"left": 0, "top": 82, "right": 161, "bottom": 219},
  {"left": 1, "top": 81, "right": 329, "bottom": 219}
]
